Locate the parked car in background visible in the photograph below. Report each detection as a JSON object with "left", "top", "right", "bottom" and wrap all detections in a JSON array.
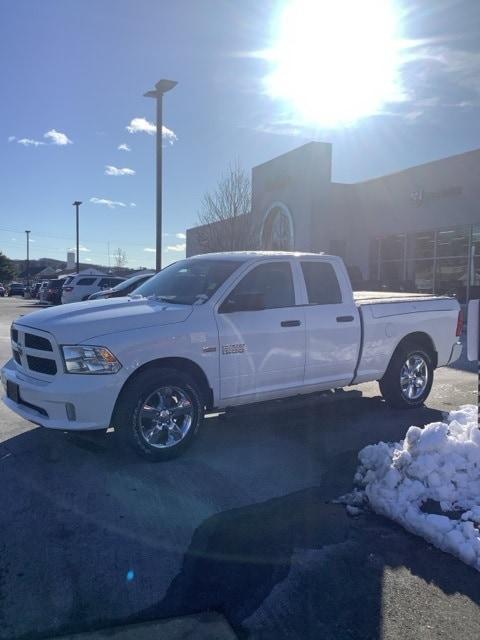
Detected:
[
  {"left": 44, "top": 279, "right": 64, "bottom": 305},
  {"left": 31, "top": 283, "right": 42, "bottom": 299},
  {"left": 0, "top": 283, "right": 5, "bottom": 297},
  {"left": 7, "top": 283, "right": 25, "bottom": 297},
  {"left": 62, "top": 274, "right": 125, "bottom": 304},
  {"left": 38, "top": 281, "right": 50, "bottom": 303},
  {"left": 88, "top": 272, "right": 155, "bottom": 300}
]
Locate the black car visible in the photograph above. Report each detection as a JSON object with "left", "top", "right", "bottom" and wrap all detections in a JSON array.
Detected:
[
  {"left": 45, "top": 279, "right": 64, "bottom": 305},
  {"left": 88, "top": 272, "right": 154, "bottom": 300},
  {"left": 7, "top": 282, "right": 25, "bottom": 297}
]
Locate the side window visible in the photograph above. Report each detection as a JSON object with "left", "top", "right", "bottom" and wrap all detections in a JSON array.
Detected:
[
  {"left": 76, "top": 278, "right": 96, "bottom": 286},
  {"left": 301, "top": 261, "right": 342, "bottom": 305},
  {"left": 220, "top": 262, "right": 295, "bottom": 313}
]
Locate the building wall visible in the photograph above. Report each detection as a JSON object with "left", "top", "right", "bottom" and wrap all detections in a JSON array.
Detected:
[
  {"left": 251, "top": 142, "right": 332, "bottom": 252},
  {"left": 186, "top": 143, "right": 480, "bottom": 301}
]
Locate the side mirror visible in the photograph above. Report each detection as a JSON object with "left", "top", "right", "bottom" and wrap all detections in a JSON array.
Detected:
[{"left": 219, "top": 292, "right": 265, "bottom": 313}]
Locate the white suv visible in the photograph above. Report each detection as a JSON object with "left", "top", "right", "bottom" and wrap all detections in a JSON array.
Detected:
[{"left": 61, "top": 275, "right": 125, "bottom": 304}]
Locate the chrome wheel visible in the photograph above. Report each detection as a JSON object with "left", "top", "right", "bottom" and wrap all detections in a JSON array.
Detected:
[
  {"left": 138, "top": 386, "right": 194, "bottom": 449},
  {"left": 400, "top": 354, "right": 428, "bottom": 401}
]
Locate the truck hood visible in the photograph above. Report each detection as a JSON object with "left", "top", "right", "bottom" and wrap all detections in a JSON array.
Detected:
[{"left": 15, "top": 297, "right": 193, "bottom": 344}]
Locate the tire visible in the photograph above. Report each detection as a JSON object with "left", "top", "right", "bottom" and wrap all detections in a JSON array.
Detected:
[
  {"left": 112, "top": 367, "right": 204, "bottom": 461},
  {"left": 379, "top": 342, "right": 434, "bottom": 409}
]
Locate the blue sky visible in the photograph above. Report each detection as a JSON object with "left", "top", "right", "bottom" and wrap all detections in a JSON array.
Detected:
[{"left": 1, "top": 0, "right": 480, "bottom": 268}]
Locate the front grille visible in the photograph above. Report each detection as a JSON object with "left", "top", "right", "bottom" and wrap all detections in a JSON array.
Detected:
[
  {"left": 13, "top": 350, "right": 21, "bottom": 365},
  {"left": 27, "top": 356, "right": 57, "bottom": 375},
  {"left": 11, "top": 327, "right": 18, "bottom": 343},
  {"left": 25, "top": 333, "right": 52, "bottom": 351}
]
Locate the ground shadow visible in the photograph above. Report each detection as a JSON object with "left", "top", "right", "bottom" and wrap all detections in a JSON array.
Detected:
[{"left": 2, "top": 392, "right": 475, "bottom": 640}]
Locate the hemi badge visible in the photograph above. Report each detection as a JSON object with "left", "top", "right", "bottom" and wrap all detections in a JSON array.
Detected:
[{"left": 202, "top": 346, "right": 217, "bottom": 353}]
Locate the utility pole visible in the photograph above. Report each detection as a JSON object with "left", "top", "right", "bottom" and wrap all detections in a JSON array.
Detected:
[
  {"left": 73, "top": 201, "right": 82, "bottom": 273},
  {"left": 25, "top": 230, "right": 31, "bottom": 287},
  {"left": 144, "top": 78, "right": 177, "bottom": 271}
]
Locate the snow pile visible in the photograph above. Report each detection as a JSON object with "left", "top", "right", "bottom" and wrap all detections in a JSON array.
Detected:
[{"left": 350, "top": 405, "right": 480, "bottom": 570}]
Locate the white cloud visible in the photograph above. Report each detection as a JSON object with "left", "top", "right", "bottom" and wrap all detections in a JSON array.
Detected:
[
  {"left": 105, "top": 165, "right": 135, "bottom": 176},
  {"left": 69, "top": 245, "right": 91, "bottom": 252},
  {"left": 126, "top": 117, "right": 177, "bottom": 144},
  {"left": 129, "top": 202, "right": 137, "bottom": 208},
  {"left": 126, "top": 117, "right": 156, "bottom": 135},
  {"left": 8, "top": 136, "right": 16, "bottom": 142},
  {"left": 167, "top": 243, "right": 186, "bottom": 253},
  {"left": 176, "top": 232, "right": 186, "bottom": 240},
  {"left": 118, "top": 143, "right": 131, "bottom": 151},
  {"left": 44, "top": 129, "right": 72, "bottom": 145},
  {"left": 17, "top": 138, "right": 45, "bottom": 147},
  {"left": 85, "top": 258, "right": 93, "bottom": 262},
  {"left": 90, "top": 197, "right": 127, "bottom": 208},
  {"left": 143, "top": 247, "right": 156, "bottom": 252},
  {"left": 162, "top": 126, "right": 177, "bottom": 145}
]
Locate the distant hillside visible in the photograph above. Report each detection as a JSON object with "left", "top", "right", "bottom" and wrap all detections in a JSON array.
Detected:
[{"left": 12, "top": 257, "right": 141, "bottom": 279}]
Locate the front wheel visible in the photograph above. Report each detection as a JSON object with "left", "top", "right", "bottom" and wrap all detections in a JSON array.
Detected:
[
  {"left": 379, "top": 344, "right": 434, "bottom": 409},
  {"left": 112, "top": 367, "right": 204, "bottom": 461}
]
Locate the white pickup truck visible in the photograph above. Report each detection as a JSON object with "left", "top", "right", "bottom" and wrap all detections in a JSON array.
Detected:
[{"left": 1, "top": 252, "right": 463, "bottom": 460}]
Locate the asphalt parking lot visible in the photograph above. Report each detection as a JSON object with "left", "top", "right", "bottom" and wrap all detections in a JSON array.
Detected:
[{"left": 0, "top": 297, "right": 479, "bottom": 640}]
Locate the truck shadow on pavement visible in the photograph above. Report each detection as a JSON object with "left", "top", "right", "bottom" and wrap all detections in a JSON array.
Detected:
[{"left": 2, "top": 393, "right": 479, "bottom": 640}]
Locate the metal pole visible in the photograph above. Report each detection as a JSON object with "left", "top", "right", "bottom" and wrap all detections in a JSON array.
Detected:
[
  {"left": 25, "top": 230, "right": 30, "bottom": 287},
  {"left": 156, "top": 93, "right": 163, "bottom": 272},
  {"left": 144, "top": 79, "right": 177, "bottom": 273},
  {"left": 73, "top": 201, "right": 82, "bottom": 273}
]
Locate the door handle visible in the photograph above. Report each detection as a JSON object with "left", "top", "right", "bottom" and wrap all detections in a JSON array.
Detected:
[
  {"left": 281, "top": 320, "right": 301, "bottom": 327},
  {"left": 336, "top": 315, "right": 354, "bottom": 323}
]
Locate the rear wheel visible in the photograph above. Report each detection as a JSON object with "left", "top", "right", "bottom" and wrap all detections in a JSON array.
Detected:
[
  {"left": 112, "top": 367, "right": 203, "bottom": 461},
  {"left": 379, "top": 343, "right": 434, "bottom": 409}
]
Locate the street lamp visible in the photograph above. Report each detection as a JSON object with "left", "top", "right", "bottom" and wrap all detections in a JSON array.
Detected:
[
  {"left": 144, "top": 78, "right": 178, "bottom": 271},
  {"left": 72, "top": 201, "right": 82, "bottom": 273},
  {"left": 25, "top": 230, "right": 31, "bottom": 287}
]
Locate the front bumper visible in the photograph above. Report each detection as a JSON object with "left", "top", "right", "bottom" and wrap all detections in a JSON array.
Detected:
[{"left": 1, "top": 358, "right": 125, "bottom": 431}]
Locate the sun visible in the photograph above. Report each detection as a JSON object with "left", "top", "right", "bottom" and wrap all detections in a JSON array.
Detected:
[{"left": 266, "top": 0, "right": 404, "bottom": 126}]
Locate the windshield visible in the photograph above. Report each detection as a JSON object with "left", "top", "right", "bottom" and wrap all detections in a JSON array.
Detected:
[{"left": 134, "top": 259, "right": 243, "bottom": 305}]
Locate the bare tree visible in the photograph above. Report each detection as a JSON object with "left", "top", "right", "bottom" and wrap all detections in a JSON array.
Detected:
[
  {"left": 113, "top": 248, "right": 127, "bottom": 270},
  {"left": 196, "top": 161, "right": 255, "bottom": 253}
]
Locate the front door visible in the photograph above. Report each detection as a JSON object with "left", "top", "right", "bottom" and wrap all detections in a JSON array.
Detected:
[{"left": 215, "top": 261, "right": 306, "bottom": 400}]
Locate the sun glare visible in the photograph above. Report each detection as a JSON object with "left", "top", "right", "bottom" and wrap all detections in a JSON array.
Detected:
[{"left": 266, "top": 0, "right": 403, "bottom": 126}]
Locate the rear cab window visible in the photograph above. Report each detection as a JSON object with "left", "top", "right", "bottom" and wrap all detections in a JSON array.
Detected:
[{"left": 301, "top": 261, "right": 342, "bottom": 305}]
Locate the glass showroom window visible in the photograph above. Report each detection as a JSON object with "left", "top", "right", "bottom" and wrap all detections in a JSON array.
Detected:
[
  {"left": 407, "top": 259, "right": 434, "bottom": 292},
  {"left": 435, "top": 257, "right": 469, "bottom": 301},
  {"left": 436, "top": 227, "right": 469, "bottom": 258}
]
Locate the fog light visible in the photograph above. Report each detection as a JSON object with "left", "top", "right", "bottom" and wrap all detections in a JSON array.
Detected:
[{"left": 66, "top": 402, "right": 76, "bottom": 421}]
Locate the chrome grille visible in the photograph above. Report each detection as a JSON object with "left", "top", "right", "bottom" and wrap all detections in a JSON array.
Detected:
[
  {"left": 25, "top": 333, "right": 52, "bottom": 351},
  {"left": 11, "top": 325, "right": 58, "bottom": 378}
]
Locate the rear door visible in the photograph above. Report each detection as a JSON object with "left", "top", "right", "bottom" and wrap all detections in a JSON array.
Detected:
[
  {"left": 300, "top": 259, "right": 361, "bottom": 388},
  {"left": 215, "top": 260, "right": 306, "bottom": 400}
]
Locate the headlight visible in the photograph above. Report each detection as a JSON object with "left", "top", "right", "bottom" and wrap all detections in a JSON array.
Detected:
[{"left": 62, "top": 345, "right": 122, "bottom": 374}]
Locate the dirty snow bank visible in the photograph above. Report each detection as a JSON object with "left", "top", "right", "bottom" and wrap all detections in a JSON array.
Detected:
[{"left": 347, "top": 405, "right": 480, "bottom": 570}]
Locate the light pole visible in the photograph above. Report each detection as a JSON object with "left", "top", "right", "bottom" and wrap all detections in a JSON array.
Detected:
[
  {"left": 25, "top": 230, "right": 31, "bottom": 287},
  {"left": 144, "top": 78, "right": 177, "bottom": 271},
  {"left": 72, "top": 201, "right": 82, "bottom": 273}
]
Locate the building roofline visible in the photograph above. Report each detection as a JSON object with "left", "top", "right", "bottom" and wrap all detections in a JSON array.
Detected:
[{"left": 332, "top": 146, "right": 480, "bottom": 187}]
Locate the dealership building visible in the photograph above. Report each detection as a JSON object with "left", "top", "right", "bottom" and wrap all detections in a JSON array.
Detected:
[{"left": 186, "top": 142, "right": 480, "bottom": 303}]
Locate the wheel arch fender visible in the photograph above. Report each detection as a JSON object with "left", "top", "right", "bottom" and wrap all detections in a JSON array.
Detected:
[
  {"left": 386, "top": 331, "right": 438, "bottom": 375},
  {"left": 110, "top": 357, "right": 214, "bottom": 426}
]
